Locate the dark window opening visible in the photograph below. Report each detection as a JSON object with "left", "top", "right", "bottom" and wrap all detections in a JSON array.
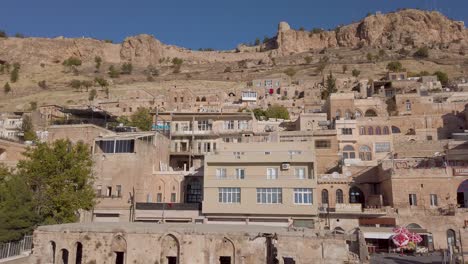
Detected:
[
  {"left": 219, "top": 256, "right": 231, "bottom": 264},
  {"left": 75, "top": 243, "right": 83, "bottom": 264},
  {"left": 167, "top": 256, "right": 177, "bottom": 264},
  {"left": 283, "top": 257, "right": 296, "bottom": 264},
  {"left": 61, "top": 249, "right": 69, "bottom": 264},
  {"left": 115, "top": 252, "right": 125, "bottom": 264}
]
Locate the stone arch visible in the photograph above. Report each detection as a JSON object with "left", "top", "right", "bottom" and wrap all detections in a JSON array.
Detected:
[
  {"left": 342, "top": 145, "right": 356, "bottom": 159},
  {"left": 336, "top": 189, "right": 344, "bottom": 204},
  {"left": 49, "top": 241, "right": 56, "bottom": 264},
  {"left": 111, "top": 235, "right": 127, "bottom": 264},
  {"left": 457, "top": 179, "right": 468, "bottom": 208},
  {"left": 367, "top": 126, "right": 374, "bottom": 135},
  {"left": 364, "top": 109, "right": 377, "bottom": 117},
  {"left": 196, "top": 96, "right": 200, "bottom": 102},
  {"left": 201, "top": 96, "right": 206, "bottom": 102},
  {"left": 383, "top": 126, "right": 389, "bottom": 135},
  {"left": 321, "top": 189, "right": 329, "bottom": 205},
  {"left": 406, "top": 223, "right": 423, "bottom": 229},
  {"left": 359, "top": 145, "right": 372, "bottom": 161},
  {"left": 75, "top": 242, "right": 83, "bottom": 264},
  {"left": 375, "top": 126, "right": 381, "bottom": 135},
  {"left": 332, "top": 227, "right": 345, "bottom": 234},
  {"left": 391, "top": 126, "right": 401, "bottom": 134},
  {"left": 447, "top": 229, "right": 457, "bottom": 248},
  {"left": 344, "top": 109, "right": 352, "bottom": 120},
  {"left": 160, "top": 234, "right": 180, "bottom": 264},
  {"left": 60, "top": 248, "right": 69, "bottom": 264},
  {"left": 215, "top": 237, "right": 235, "bottom": 264}
]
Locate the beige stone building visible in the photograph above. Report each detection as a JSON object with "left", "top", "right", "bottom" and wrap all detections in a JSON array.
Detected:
[
  {"left": 203, "top": 142, "right": 317, "bottom": 228},
  {"left": 0, "top": 112, "right": 23, "bottom": 141}
]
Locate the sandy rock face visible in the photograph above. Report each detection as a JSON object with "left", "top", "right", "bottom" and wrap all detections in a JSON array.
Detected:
[
  {"left": 276, "top": 9, "right": 468, "bottom": 54},
  {"left": 120, "top": 34, "right": 165, "bottom": 66}
]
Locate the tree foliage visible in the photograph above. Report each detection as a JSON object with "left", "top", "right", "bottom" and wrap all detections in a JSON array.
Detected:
[
  {"left": 414, "top": 46, "right": 429, "bottom": 58},
  {"left": 17, "top": 140, "right": 95, "bottom": 225},
  {"left": 352, "top": 69, "right": 361, "bottom": 77},
  {"left": 130, "top": 108, "right": 153, "bottom": 131},
  {"left": 321, "top": 72, "right": 337, "bottom": 99},
  {"left": 88, "top": 89, "right": 97, "bottom": 101},
  {"left": 94, "top": 56, "right": 102, "bottom": 71},
  {"left": 386, "top": 61, "right": 403, "bottom": 72},
  {"left": 265, "top": 105, "right": 290, "bottom": 120},
  {"left": 10, "top": 63, "right": 20, "bottom": 83},
  {"left": 434, "top": 71, "right": 449, "bottom": 86},
  {"left": 94, "top": 77, "right": 109, "bottom": 89},
  {"left": 304, "top": 56, "right": 312, "bottom": 64},
  {"left": 22, "top": 115, "right": 36, "bottom": 141},
  {"left": 284, "top": 68, "right": 296, "bottom": 78},
  {"left": 108, "top": 65, "right": 120, "bottom": 78},
  {"left": 121, "top": 63, "right": 133, "bottom": 75},
  {"left": 62, "top": 57, "right": 82, "bottom": 67},
  {"left": 3, "top": 82, "right": 11, "bottom": 94},
  {"left": 0, "top": 30, "right": 7, "bottom": 38}
]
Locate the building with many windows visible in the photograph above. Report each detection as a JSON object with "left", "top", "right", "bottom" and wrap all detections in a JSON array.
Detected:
[{"left": 202, "top": 142, "right": 317, "bottom": 227}]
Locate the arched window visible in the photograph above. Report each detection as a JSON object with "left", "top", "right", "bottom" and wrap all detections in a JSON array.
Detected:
[
  {"left": 368, "top": 127, "right": 374, "bottom": 135},
  {"left": 447, "top": 229, "right": 456, "bottom": 248},
  {"left": 406, "top": 223, "right": 423, "bottom": 229},
  {"left": 336, "top": 189, "right": 344, "bottom": 204},
  {"left": 75, "top": 242, "right": 83, "bottom": 264},
  {"left": 321, "top": 189, "right": 329, "bottom": 205},
  {"left": 49, "top": 241, "right": 56, "bottom": 264},
  {"left": 349, "top": 186, "right": 364, "bottom": 204},
  {"left": 365, "top": 109, "right": 377, "bottom": 117},
  {"left": 406, "top": 100, "right": 412, "bottom": 111},
  {"left": 355, "top": 110, "right": 362, "bottom": 118},
  {"left": 196, "top": 97, "right": 200, "bottom": 102},
  {"left": 391, "top": 126, "right": 401, "bottom": 134},
  {"left": 343, "top": 145, "right": 356, "bottom": 159},
  {"left": 60, "top": 249, "right": 69, "bottom": 264},
  {"left": 383, "top": 126, "right": 390, "bottom": 135},
  {"left": 201, "top": 96, "right": 206, "bottom": 102},
  {"left": 345, "top": 110, "right": 352, "bottom": 120},
  {"left": 359, "top": 126, "right": 366, "bottom": 135},
  {"left": 359, "top": 145, "right": 372, "bottom": 161},
  {"left": 375, "top": 126, "right": 382, "bottom": 135}
]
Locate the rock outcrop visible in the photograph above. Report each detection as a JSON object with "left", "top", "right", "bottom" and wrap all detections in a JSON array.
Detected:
[{"left": 276, "top": 9, "right": 468, "bottom": 54}]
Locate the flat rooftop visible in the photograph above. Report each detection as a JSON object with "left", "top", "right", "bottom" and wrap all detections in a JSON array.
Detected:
[{"left": 36, "top": 223, "right": 331, "bottom": 238}]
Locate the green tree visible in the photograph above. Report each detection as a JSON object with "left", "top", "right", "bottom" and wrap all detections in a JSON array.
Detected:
[
  {"left": 366, "top": 53, "right": 374, "bottom": 62},
  {"left": 304, "top": 56, "right": 312, "bottom": 64},
  {"left": 22, "top": 115, "right": 36, "bottom": 141},
  {"left": 386, "top": 61, "right": 403, "bottom": 72},
  {"left": 263, "top": 36, "right": 269, "bottom": 44},
  {"left": 94, "top": 56, "right": 102, "bottom": 72},
  {"left": 352, "top": 69, "right": 361, "bottom": 77},
  {"left": 146, "top": 65, "right": 159, "bottom": 77},
  {"left": 316, "top": 63, "right": 327, "bottom": 75},
  {"left": 62, "top": 57, "right": 82, "bottom": 67},
  {"left": 284, "top": 68, "right": 296, "bottom": 78},
  {"left": 265, "top": 105, "right": 290, "bottom": 120},
  {"left": 130, "top": 108, "right": 153, "bottom": 131},
  {"left": 17, "top": 140, "right": 95, "bottom": 224},
  {"left": 121, "top": 63, "right": 133, "bottom": 75},
  {"left": 38, "top": 80, "right": 47, "bottom": 89},
  {"left": 0, "top": 30, "right": 7, "bottom": 38},
  {"left": 3, "top": 82, "right": 11, "bottom": 93},
  {"left": 0, "top": 166, "right": 40, "bottom": 242},
  {"left": 414, "top": 46, "right": 429, "bottom": 58},
  {"left": 81, "top": 80, "right": 93, "bottom": 92},
  {"left": 14, "top": 33, "right": 25, "bottom": 38},
  {"left": 378, "top": 49, "right": 386, "bottom": 58},
  {"left": 29, "top": 101, "right": 37, "bottom": 111},
  {"left": 10, "top": 63, "right": 20, "bottom": 83},
  {"left": 70, "top": 79, "right": 82, "bottom": 91},
  {"left": 171, "top": 58, "right": 183, "bottom": 66},
  {"left": 434, "top": 71, "right": 449, "bottom": 86},
  {"left": 88, "top": 89, "right": 97, "bottom": 101},
  {"left": 321, "top": 72, "right": 337, "bottom": 99},
  {"left": 108, "top": 65, "right": 120, "bottom": 78},
  {"left": 252, "top": 108, "right": 266, "bottom": 120},
  {"left": 254, "top": 38, "right": 260, "bottom": 46},
  {"left": 94, "top": 77, "right": 109, "bottom": 89}
]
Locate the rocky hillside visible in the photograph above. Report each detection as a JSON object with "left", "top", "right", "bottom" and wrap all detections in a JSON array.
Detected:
[
  {"left": 0, "top": 9, "right": 466, "bottom": 67},
  {"left": 276, "top": 9, "right": 467, "bottom": 54}
]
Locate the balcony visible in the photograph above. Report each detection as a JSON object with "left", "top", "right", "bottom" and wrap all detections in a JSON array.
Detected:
[
  {"left": 319, "top": 203, "right": 387, "bottom": 215},
  {"left": 136, "top": 203, "right": 201, "bottom": 211},
  {"left": 135, "top": 203, "right": 202, "bottom": 222}
]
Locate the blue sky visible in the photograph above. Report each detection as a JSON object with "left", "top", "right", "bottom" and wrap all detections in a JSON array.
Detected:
[{"left": 1, "top": 0, "right": 466, "bottom": 50}]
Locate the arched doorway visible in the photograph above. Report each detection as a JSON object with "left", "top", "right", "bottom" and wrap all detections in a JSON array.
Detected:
[
  {"left": 60, "top": 249, "right": 69, "bottom": 264},
  {"left": 75, "top": 242, "right": 83, "bottom": 264},
  {"left": 349, "top": 186, "right": 364, "bottom": 205},
  {"left": 49, "top": 241, "right": 56, "bottom": 264},
  {"left": 160, "top": 234, "right": 180, "bottom": 264},
  {"left": 447, "top": 229, "right": 456, "bottom": 249},
  {"left": 457, "top": 180, "right": 468, "bottom": 208},
  {"left": 215, "top": 237, "right": 235, "bottom": 264},
  {"left": 111, "top": 235, "right": 127, "bottom": 264}
]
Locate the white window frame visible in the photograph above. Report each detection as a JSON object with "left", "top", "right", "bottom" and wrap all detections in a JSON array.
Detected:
[
  {"left": 409, "top": 193, "right": 417, "bottom": 206},
  {"left": 294, "top": 188, "right": 313, "bottom": 205},
  {"left": 216, "top": 168, "right": 227, "bottom": 179},
  {"left": 294, "top": 167, "right": 306, "bottom": 179},
  {"left": 218, "top": 187, "right": 241, "bottom": 204},
  {"left": 256, "top": 188, "right": 282, "bottom": 204},
  {"left": 225, "top": 120, "right": 235, "bottom": 130},
  {"left": 430, "top": 194, "right": 438, "bottom": 207},
  {"left": 267, "top": 168, "right": 278, "bottom": 180},
  {"left": 235, "top": 168, "right": 245, "bottom": 179}
]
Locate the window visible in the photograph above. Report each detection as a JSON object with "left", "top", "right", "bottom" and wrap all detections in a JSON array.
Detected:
[
  {"left": 198, "top": 120, "right": 211, "bottom": 131},
  {"left": 106, "top": 186, "right": 112, "bottom": 197},
  {"left": 342, "top": 128, "right": 352, "bottom": 135},
  {"left": 225, "top": 120, "right": 235, "bottom": 130},
  {"left": 409, "top": 194, "right": 417, "bottom": 206},
  {"left": 267, "top": 168, "right": 278, "bottom": 179},
  {"left": 375, "top": 142, "right": 391, "bottom": 153},
  {"left": 238, "top": 120, "right": 249, "bottom": 130},
  {"left": 294, "top": 188, "right": 313, "bottom": 204},
  {"left": 335, "top": 110, "right": 341, "bottom": 119},
  {"left": 367, "top": 127, "right": 374, "bottom": 135},
  {"left": 359, "top": 126, "right": 366, "bottom": 135},
  {"left": 171, "top": 193, "right": 176, "bottom": 203},
  {"left": 96, "top": 185, "right": 102, "bottom": 196},
  {"left": 315, "top": 140, "right": 331, "bottom": 149},
  {"left": 355, "top": 110, "right": 362, "bottom": 118},
  {"left": 430, "top": 194, "right": 438, "bottom": 207},
  {"left": 321, "top": 189, "right": 329, "bottom": 205},
  {"left": 157, "top": 193, "right": 162, "bottom": 203},
  {"left": 383, "top": 126, "right": 390, "bottom": 135},
  {"left": 336, "top": 189, "right": 344, "bottom": 204},
  {"left": 256, "top": 188, "right": 282, "bottom": 204},
  {"left": 345, "top": 111, "right": 352, "bottom": 120},
  {"left": 359, "top": 145, "right": 372, "bottom": 161},
  {"left": 97, "top": 140, "right": 135, "bottom": 154},
  {"left": 294, "top": 168, "right": 306, "bottom": 179},
  {"left": 216, "top": 168, "right": 227, "bottom": 179},
  {"left": 116, "top": 185, "right": 122, "bottom": 197},
  {"left": 375, "top": 126, "right": 382, "bottom": 135},
  {"left": 406, "top": 100, "right": 412, "bottom": 111},
  {"left": 343, "top": 145, "right": 356, "bottom": 159},
  {"left": 235, "top": 168, "right": 245, "bottom": 179},
  {"left": 146, "top": 194, "right": 152, "bottom": 202},
  {"left": 218, "top": 188, "right": 241, "bottom": 203}
]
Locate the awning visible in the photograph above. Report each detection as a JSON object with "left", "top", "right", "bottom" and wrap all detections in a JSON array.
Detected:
[{"left": 360, "top": 227, "right": 394, "bottom": 239}]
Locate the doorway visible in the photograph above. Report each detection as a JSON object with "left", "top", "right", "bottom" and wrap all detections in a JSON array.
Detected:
[
  {"left": 219, "top": 256, "right": 231, "bottom": 264},
  {"left": 167, "top": 256, "right": 177, "bottom": 264},
  {"left": 115, "top": 252, "right": 125, "bottom": 264}
]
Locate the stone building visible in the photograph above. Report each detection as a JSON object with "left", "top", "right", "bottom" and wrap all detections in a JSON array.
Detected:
[
  {"left": 30, "top": 223, "right": 357, "bottom": 264},
  {"left": 0, "top": 112, "right": 23, "bottom": 140}
]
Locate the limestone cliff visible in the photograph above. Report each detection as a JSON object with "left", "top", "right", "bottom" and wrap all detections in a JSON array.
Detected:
[{"left": 276, "top": 9, "right": 468, "bottom": 54}]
